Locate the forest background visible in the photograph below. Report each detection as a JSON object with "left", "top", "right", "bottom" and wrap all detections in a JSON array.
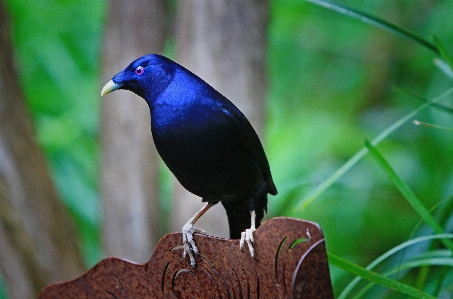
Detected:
[{"left": 1, "top": 0, "right": 452, "bottom": 298}]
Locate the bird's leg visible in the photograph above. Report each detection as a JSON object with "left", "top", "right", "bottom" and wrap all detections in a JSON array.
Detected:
[
  {"left": 240, "top": 210, "right": 257, "bottom": 258},
  {"left": 182, "top": 202, "right": 214, "bottom": 268}
]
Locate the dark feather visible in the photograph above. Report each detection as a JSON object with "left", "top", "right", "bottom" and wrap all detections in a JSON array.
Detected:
[{"left": 103, "top": 54, "right": 277, "bottom": 239}]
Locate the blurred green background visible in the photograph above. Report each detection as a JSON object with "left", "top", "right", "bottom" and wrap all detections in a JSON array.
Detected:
[{"left": 3, "top": 0, "right": 453, "bottom": 297}]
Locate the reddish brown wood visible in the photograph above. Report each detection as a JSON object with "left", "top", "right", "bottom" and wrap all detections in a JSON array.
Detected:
[{"left": 39, "top": 217, "right": 334, "bottom": 298}]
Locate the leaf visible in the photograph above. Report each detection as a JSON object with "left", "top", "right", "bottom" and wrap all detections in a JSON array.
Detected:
[
  {"left": 394, "top": 87, "right": 453, "bottom": 115},
  {"left": 328, "top": 252, "right": 437, "bottom": 299},
  {"left": 433, "top": 35, "right": 453, "bottom": 70},
  {"left": 364, "top": 139, "right": 453, "bottom": 252},
  {"left": 304, "top": 0, "right": 439, "bottom": 54},
  {"left": 338, "top": 234, "right": 453, "bottom": 299},
  {"left": 434, "top": 58, "right": 453, "bottom": 80},
  {"left": 294, "top": 87, "right": 453, "bottom": 211},
  {"left": 432, "top": 35, "right": 453, "bottom": 80}
]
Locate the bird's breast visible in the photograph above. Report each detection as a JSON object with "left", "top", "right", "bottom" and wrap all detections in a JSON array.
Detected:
[{"left": 150, "top": 104, "right": 262, "bottom": 199}]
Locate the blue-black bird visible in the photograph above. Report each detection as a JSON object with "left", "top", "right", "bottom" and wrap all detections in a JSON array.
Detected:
[{"left": 101, "top": 54, "right": 277, "bottom": 267}]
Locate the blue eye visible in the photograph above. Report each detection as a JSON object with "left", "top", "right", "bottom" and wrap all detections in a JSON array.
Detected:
[{"left": 135, "top": 66, "right": 144, "bottom": 75}]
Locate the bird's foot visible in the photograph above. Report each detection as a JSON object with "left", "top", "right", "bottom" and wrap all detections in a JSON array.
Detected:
[
  {"left": 182, "top": 222, "right": 205, "bottom": 268},
  {"left": 240, "top": 227, "right": 256, "bottom": 258}
]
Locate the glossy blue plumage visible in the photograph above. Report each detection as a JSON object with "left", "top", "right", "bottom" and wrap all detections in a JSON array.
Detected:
[{"left": 108, "top": 54, "right": 277, "bottom": 239}]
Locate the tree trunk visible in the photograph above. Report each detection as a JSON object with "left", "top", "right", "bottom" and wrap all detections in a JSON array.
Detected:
[
  {"left": 101, "top": 0, "right": 168, "bottom": 263},
  {"left": 0, "top": 1, "right": 85, "bottom": 297},
  {"left": 173, "top": 0, "right": 269, "bottom": 238}
]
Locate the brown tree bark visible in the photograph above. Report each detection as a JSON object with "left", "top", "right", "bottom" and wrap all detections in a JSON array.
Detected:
[
  {"left": 173, "top": 0, "right": 269, "bottom": 238},
  {"left": 101, "top": 0, "right": 168, "bottom": 263},
  {"left": 0, "top": 1, "right": 85, "bottom": 297}
]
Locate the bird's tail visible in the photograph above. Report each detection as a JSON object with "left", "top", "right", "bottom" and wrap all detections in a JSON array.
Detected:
[{"left": 221, "top": 193, "right": 268, "bottom": 239}]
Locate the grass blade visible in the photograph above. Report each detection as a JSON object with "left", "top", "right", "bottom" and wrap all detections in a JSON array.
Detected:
[
  {"left": 304, "top": 0, "right": 439, "bottom": 55},
  {"left": 434, "top": 58, "right": 453, "bottom": 80},
  {"left": 338, "top": 234, "right": 453, "bottom": 299},
  {"left": 432, "top": 35, "right": 453, "bottom": 80},
  {"left": 353, "top": 258, "right": 452, "bottom": 299},
  {"left": 294, "top": 87, "right": 453, "bottom": 212},
  {"left": 364, "top": 139, "right": 453, "bottom": 252},
  {"left": 394, "top": 87, "right": 453, "bottom": 115},
  {"left": 433, "top": 35, "right": 453, "bottom": 70},
  {"left": 328, "top": 252, "right": 437, "bottom": 299},
  {"left": 413, "top": 120, "right": 453, "bottom": 132}
]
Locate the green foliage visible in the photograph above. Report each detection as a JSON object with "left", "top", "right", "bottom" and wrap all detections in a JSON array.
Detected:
[
  {"left": 267, "top": 0, "right": 453, "bottom": 297},
  {"left": 338, "top": 234, "right": 453, "bottom": 298},
  {"left": 365, "top": 139, "right": 453, "bottom": 251},
  {"left": 5, "top": 0, "right": 107, "bottom": 266},
  {"left": 329, "top": 251, "right": 439, "bottom": 299}
]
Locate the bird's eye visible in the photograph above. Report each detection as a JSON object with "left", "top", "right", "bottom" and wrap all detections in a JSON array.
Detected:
[{"left": 135, "top": 66, "right": 144, "bottom": 75}]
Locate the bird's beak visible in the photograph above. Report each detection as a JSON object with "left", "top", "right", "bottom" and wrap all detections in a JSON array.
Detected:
[{"left": 101, "top": 80, "right": 121, "bottom": 96}]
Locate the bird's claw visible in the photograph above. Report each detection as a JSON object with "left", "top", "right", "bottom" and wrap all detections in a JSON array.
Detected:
[
  {"left": 182, "top": 223, "right": 205, "bottom": 267},
  {"left": 240, "top": 227, "right": 256, "bottom": 258}
]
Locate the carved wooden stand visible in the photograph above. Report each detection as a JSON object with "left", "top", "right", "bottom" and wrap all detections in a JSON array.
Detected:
[{"left": 39, "top": 217, "right": 334, "bottom": 298}]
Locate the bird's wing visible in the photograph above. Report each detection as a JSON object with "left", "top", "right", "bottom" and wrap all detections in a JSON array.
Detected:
[{"left": 217, "top": 101, "right": 278, "bottom": 196}]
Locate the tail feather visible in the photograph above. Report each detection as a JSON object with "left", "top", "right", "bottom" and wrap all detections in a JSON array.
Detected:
[{"left": 221, "top": 193, "right": 268, "bottom": 239}]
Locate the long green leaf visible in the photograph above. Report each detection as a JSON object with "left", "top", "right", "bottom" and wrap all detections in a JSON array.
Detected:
[
  {"left": 353, "top": 257, "right": 453, "bottom": 299},
  {"left": 432, "top": 35, "right": 453, "bottom": 80},
  {"left": 294, "top": 87, "right": 453, "bottom": 211},
  {"left": 338, "top": 234, "right": 453, "bottom": 299},
  {"left": 395, "top": 87, "right": 453, "bottom": 115},
  {"left": 433, "top": 35, "right": 453, "bottom": 70},
  {"left": 364, "top": 139, "right": 453, "bottom": 252},
  {"left": 434, "top": 58, "right": 453, "bottom": 81},
  {"left": 304, "top": 0, "right": 439, "bottom": 55},
  {"left": 328, "top": 252, "right": 437, "bottom": 299}
]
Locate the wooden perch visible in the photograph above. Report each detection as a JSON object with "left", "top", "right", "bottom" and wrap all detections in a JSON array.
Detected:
[{"left": 38, "top": 217, "right": 334, "bottom": 298}]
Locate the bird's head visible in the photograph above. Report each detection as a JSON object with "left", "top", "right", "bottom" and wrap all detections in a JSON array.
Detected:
[{"left": 101, "top": 54, "right": 175, "bottom": 100}]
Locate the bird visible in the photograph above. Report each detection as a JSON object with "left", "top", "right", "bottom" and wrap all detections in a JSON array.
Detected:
[{"left": 101, "top": 54, "right": 277, "bottom": 267}]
